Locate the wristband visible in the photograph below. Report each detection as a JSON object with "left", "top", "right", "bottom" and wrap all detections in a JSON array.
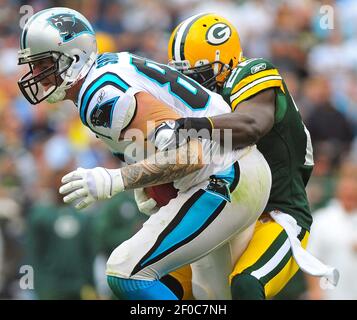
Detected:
[{"left": 183, "top": 117, "right": 213, "bottom": 137}]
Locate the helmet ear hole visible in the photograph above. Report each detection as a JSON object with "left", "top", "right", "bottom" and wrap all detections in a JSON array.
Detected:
[{"left": 74, "top": 55, "right": 80, "bottom": 63}]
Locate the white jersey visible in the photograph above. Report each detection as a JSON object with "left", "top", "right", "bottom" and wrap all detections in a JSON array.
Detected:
[{"left": 77, "top": 52, "right": 241, "bottom": 190}]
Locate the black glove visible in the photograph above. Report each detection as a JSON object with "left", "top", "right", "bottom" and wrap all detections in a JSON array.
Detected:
[{"left": 174, "top": 117, "right": 213, "bottom": 139}]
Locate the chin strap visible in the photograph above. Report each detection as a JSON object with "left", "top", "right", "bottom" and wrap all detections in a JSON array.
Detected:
[
  {"left": 45, "top": 52, "right": 97, "bottom": 104},
  {"left": 213, "top": 50, "right": 221, "bottom": 76},
  {"left": 45, "top": 85, "right": 67, "bottom": 103}
]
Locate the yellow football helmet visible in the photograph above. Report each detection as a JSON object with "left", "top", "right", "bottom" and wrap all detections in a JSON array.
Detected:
[{"left": 168, "top": 13, "right": 243, "bottom": 91}]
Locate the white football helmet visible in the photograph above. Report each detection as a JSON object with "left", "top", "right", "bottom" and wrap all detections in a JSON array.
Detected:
[{"left": 18, "top": 7, "right": 98, "bottom": 104}]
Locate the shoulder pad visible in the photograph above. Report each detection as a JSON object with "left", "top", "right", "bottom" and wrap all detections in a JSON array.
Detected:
[{"left": 223, "top": 58, "right": 284, "bottom": 110}]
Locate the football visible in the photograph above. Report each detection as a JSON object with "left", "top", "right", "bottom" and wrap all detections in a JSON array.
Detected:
[{"left": 144, "top": 182, "right": 178, "bottom": 207}]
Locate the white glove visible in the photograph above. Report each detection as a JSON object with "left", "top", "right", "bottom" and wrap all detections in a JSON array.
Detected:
[
  {"left": 59, "top": 167, "right": 124, "bottom": 210},
  {"left": 134, "top": 188, "right": 158, "bottom": 216}
]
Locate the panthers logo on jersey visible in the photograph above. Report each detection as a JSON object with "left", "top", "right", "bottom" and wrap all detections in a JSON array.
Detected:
[
  {"left": 90, "top": 97, "right": 119, "bottom": 129},
  {"left": 47, "top": 13, "right": 94, "bottom": 42}
]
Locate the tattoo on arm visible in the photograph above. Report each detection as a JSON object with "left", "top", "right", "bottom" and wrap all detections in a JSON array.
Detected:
[{"left": 121, "top": 140, "right": 203, "bottom": 189}]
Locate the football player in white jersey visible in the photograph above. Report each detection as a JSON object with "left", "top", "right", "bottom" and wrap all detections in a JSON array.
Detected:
[{"left": 18, "top": 7, "right": 272, "bottom": 299}]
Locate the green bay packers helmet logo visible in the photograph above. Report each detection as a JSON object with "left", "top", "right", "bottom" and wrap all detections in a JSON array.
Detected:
[
  {"left": 206, "top": 23, "right": 232, "bottom": 45},
  {"left": 47, "top": 13, "right": 94, "bottom": 42}
]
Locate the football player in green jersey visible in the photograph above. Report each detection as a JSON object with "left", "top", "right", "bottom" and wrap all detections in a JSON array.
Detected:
[{"left": 161, "top": 13, "right": 337, "bottom": 300}]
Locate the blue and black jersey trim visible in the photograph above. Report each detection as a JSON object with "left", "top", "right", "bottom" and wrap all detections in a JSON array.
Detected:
[
  {"left": 213, "top": 161, "right": 240, "bottom": 193},
  {"left": 131, "top": 189, "right": 226, "bottom": 276},
  {"left": 230, "top": 162, "right": 240, "bottom": 192},
  {"left": 130, "top": 162, "right": 240, "bottom": 276},
  {"left": 79, "top": 72, "right": 130, "bottom": 127}
]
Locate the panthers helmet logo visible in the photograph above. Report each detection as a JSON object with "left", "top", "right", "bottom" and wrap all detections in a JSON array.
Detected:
[{"left": 48, "top": 13, "right": 94, "bottom": 42}]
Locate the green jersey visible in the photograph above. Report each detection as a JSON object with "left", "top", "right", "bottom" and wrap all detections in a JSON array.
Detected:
[{"left": 222, "top": 58, "right": 314, "bottom": 230}]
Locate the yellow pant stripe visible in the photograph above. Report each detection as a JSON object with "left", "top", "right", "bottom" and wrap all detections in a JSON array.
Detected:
[
  {"left": 169, "top": 265, "right": 193, "bottom": 300},
  {"left": 229, "top": 219, "right": 284, "bottom": 282},
  {"left": 264, "top": 231, "right": 309, "bottom": 299},
  {"left": 230, "top": 219, "right": 309, "bottom": 300}
]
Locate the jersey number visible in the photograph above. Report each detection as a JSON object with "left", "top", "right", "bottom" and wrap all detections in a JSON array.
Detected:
[
  {"left": 291, "top": 96, "right": 314, "bottom": 166},
  {"left": 131, "top": 56, "right": 210, "bottom": 110}
]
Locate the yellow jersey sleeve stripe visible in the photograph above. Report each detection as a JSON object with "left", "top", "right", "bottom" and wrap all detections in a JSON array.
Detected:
[
  {"left": 231, "top": 69, "right": 280, "bottom": 96},
  {"left": 231, "top": 79, "right": 284, "bottom": 110},
  {"left": 230, "top": 74, "right": 282, "bottom": 103},
  {"left": 230, "top": 74, "right": 283, "bottom": 102}
]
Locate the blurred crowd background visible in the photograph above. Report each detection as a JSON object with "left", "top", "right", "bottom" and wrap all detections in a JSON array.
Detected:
[{"left": 0, "top": 0, "right": 357, "bottom": 300}]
